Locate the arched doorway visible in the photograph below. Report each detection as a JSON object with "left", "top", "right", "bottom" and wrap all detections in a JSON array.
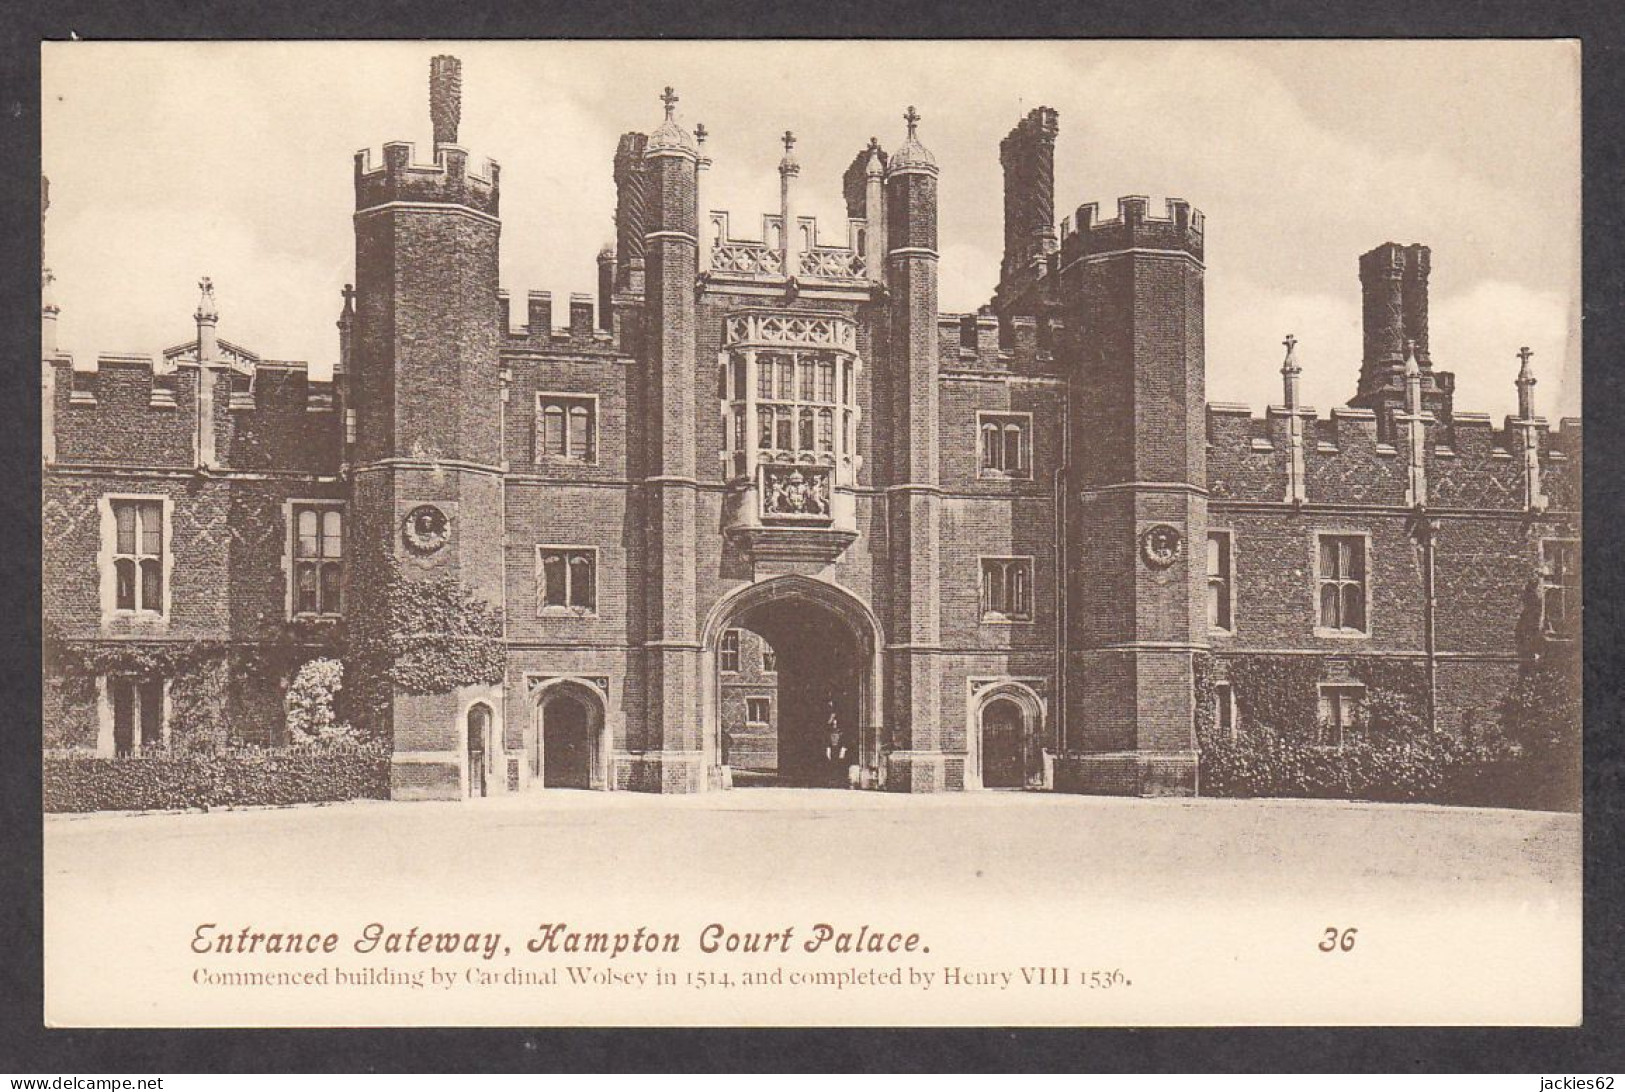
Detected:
[
  {"left": 980, "top": 698, "right": 1025, "bottom": 789},
  {"left": 537, "top": 685, "right": 601, "bottom": 789},
  {"left": 970, "top": 681, "right": 1045, "bottom": 790},
  {"left": 703, "top": 576, "right": 883, "bottom": 789},
  {"left": 466, "top": 703, "right": 493, "bottom": 798}
]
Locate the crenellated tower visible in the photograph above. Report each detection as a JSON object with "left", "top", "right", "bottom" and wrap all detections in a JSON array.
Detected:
[
  {"left": 1058, "top": 196, "right": 1207, "bottom": 796},
  {"left": 349, "top": 54, "right": 507, "bottom": 798}
]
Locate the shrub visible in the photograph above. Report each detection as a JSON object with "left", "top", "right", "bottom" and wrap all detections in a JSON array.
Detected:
[
  {"left": 1501, "top": 643, "right": 1582, "bottom": 758},
  {"left": 170, "top": 655, "right": 232, "bottom": 754},
  {"left": 42, "top": 740, "right": 390, "bottom": 814},
  {"left": 1198, "top": 719, "right": 1572, "bottom": 810},
  {"left": 1199, "top": 651, "right": 1575, "bottom": 810},
  {"left": 285, "top": 658, "right": 346, "bottom": 744}
]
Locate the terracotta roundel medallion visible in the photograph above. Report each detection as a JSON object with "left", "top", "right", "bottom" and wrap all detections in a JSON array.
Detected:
[
  {"left": 402, "top": 504, "right": 451, "bottom": 555},
  {"left": 1139, "top": 523, "right": 1183, "bottom": 570}
]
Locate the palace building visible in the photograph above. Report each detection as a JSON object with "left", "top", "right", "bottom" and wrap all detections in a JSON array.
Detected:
[{"left": 40, "top": 58, "right": 1581, "bottom": 799}]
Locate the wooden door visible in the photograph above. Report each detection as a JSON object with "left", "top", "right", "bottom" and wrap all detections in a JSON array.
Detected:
[
  {"left": 981, "top": 699, "right": 1026, "bottom": 789},
  {"left": 543, "top": 696, "right": 593, "bottom": 788}
]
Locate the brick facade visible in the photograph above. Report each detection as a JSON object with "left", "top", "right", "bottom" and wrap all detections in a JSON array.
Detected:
[{"left": 40, "top": 65, "right": 1580, "bottom": 800}]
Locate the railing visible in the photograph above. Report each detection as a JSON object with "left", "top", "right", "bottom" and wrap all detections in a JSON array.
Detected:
[
  {"left": 800, "top": 248, "right": 865, "bottom": 279},
  {"left": 711, "top": 243, "right": 784, "bottom": 275},
  {"left": 708, "top": 244, "right": 866, "bottom": 279}
]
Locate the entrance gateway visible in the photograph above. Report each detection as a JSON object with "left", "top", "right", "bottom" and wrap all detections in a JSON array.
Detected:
[{"left": 702, "top": 575, "right": 884, "bottom": 789}]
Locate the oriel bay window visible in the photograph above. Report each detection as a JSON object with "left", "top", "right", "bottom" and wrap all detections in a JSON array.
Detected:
[
  {"left": 291, "top": 504, "right": 343, "bottom": 618},
  {"left": 538, "top": 547, "right": 596, "bottom": 613},
  {"left": 729, "top": 349, "right": 856, "bottom": 464},
  {"left": 717, "top": 314, "right": 863, "bottom": 488}
]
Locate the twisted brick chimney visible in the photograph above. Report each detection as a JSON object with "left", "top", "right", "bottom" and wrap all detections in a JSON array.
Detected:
[{"left": 430, "top": 54, "right": 461, "bottom": 146}]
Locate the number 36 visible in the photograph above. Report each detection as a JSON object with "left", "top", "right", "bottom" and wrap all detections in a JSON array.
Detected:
[{"left": 1319, "top": 927, "right": 1358, "bottom": 952}]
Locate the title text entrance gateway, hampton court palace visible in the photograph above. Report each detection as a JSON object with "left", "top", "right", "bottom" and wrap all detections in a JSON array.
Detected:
[{"left": 40, "top": 57, "right": 1580, "bottom": 798}]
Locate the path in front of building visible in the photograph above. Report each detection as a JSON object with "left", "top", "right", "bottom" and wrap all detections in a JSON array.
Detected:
[
  {"left": 42, "top": 791, "right": 1580, "bottom": 1026},
  {"left": 44, "top": 789, "right": 1578, "bottom": 915}
]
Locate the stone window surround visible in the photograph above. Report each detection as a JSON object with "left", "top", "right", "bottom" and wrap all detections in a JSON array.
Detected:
[
  {"left": 283, "top": 498, "right": 346, "bottom": 621},
  {"left": 96, "top": 675, "right": 171, "bottom": 757},
  {"left": 1538, "top": 537, "right": 1580, "bottom": 640},
  {"left": 535, "top": 544, "right": 598, "bottom": 616},
  {"left": 1207, "top": 528, "right": 1235, "bottom": 635},
  {"left": 1311, "top": 529, "right": 1372, "bottom": 639},
  {"left": 98, "top": 492, "right": 173, "bottom": 626},
  {"left": 1316, "top": 682, "right": 1367, "bottom": 750},
  {"left": 976, "top": 410, "right": 1034, "bottom": 480},
  {"left": 535, "top": 391, "right": 599, "bottom": 465},
  {"left": 979, "top": 555, "right": 1035, "bottom": 624},
  {"left": 1213, "top": 680, "right": 1237, "bottom": 740}
]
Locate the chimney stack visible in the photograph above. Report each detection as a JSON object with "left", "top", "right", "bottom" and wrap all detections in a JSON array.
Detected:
[
  {"left": 998, "top": 107, "right": 1060, "bottom": 292},
  {"left": 430, "top": 55, "right": 462, "bottom": 147},
  {"left": 1357, "top": 242, "right": 1431, "bottom": 400}
]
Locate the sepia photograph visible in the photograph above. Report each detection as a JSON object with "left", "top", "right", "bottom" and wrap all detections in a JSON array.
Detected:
[{"left": 37, "top": 39, "right": 1582, "bottom": 1028}]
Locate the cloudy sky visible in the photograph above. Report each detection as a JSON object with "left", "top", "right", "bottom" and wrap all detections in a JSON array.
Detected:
[{"left": 41, "top": 40, "right": 1579, "bottom": 419}]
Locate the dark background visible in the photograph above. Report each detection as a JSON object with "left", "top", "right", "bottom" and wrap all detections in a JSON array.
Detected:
[{"left": 2, "top": 1, "right": 1622, "bottom": 1073}]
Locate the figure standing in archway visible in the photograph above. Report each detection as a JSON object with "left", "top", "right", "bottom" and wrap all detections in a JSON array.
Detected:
[{"left": 823, "top": 704, "right": 849, "bottom": 788}]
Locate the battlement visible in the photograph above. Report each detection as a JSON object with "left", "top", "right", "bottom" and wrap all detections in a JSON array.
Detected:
[
  {"left": 49, "top": 352, "right": 342, "bottom": 473},
  {"left": 1058, "top": 196, "right": 1204, "bottom": 264},
  {"left": 54, "top": 353, "right": 337, "bottom": 415},
  {"left": 499, "top": 290, "right": 619, "bottom": 352},
  {"left": 354, "top": 142, "right": 501, "bottom": 217},
  {"left": 1205, "top": 400, "right": 1581, "bottom": 510},
  {"left": 936, "top": 310, "right": 1062, "bottom": 374}
]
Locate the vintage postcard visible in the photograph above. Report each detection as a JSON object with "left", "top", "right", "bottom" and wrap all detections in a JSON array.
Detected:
[{"left": 39, "top": 40, "right": 1581, "bottom": 1027}]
